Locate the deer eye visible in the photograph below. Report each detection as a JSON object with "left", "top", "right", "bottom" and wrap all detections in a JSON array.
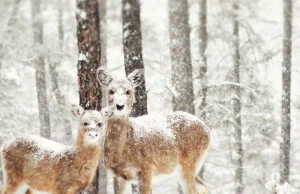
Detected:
[
  {"left": 109, "top": 90, "right": 114, "bottom": 95},
  {"left": 83, "top": 122, "right": 88, "bottom": 126},
  {"left": 126, "top": 90, "right": 130, "bottom": 95},
  {"left": 97, "top": 123, "right": 102, "bottom": 127}
]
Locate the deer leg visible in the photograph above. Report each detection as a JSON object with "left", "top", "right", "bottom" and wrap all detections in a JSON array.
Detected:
[
  {"left": 195, "top": 176, "right": 207, "bottom": 194},
  {"left": 113, "top": 176, "right": 126, "bottom": 194},
  {"left": 137, "top": 171, "right": 152, "bottom": 194},
  {"left": 180, "top": 164, "right": 199, "bottom": 194}
]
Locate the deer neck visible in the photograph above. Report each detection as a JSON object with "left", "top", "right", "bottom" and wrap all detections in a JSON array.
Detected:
[
  {"left": 75, "top": 136, "right": 101, "bottom": 164},
  {"left": 104, "top": 117, "right": 130, "bottom": 168}
]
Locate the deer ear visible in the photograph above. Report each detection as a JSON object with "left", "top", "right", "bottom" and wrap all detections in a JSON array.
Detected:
[
  {"left": 101, "top": 106, "right": 114, "bottom": 120},
  {"left": 97, "top": 68, "right": 112, "bottom": 86},
  {"left": 71, "top": 105, "right": 84, "bottom": 118},
  {"left": 127, "top": 69, "right": 144, "bottom": 88}
]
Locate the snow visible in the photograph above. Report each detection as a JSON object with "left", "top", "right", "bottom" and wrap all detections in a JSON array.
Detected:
[{"left": 78, "top": 52, "right": 87, "bottom": 61}]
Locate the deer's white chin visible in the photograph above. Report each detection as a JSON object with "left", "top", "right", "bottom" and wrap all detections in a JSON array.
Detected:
[
  {"left": 84, "top": 137, "right": 100, "bottom": 146},
  {"left": 113, "top": 109, "right": 129, "bottom": 117}
]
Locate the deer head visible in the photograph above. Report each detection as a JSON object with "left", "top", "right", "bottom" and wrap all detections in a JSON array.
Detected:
[
  {"left": 96, "top": 68, "right": 144, "bottom": 118},
  {"left": 71, "top": 105, "right": 113, "bottom": 146}
]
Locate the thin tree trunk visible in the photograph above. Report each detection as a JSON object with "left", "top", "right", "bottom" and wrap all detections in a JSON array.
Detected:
[
  {"left": 49, "top": 0, "right": 72, "bottom": 143},
  {"left": 280, "top": 0, "right": 292, "bottom": 184},
  {"left": 168, "top": 0, "right": 195, "bottom": 115},
  {"left": 0, "top": 0, "right": 21, "bottom": 70},
  {"left": 198, "top": 0, "right": 207, "bottom": 180},
  {"left": 122, "top": 0, "right": 148, "bottom": 118},
  {"left": 76, "top": 0, "right": 102, "bottom": 193},
  {"left": 232, "top": 1, "right": 243, "bottom": 193},
  {"left": 31, "top": 0, "right": 51, "bottom": 139},
  {"left": 98, "top": 0, "right": 108, "bottom": 193}
]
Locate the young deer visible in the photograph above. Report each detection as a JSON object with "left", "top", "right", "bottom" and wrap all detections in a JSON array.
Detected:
[
  {"left": 1, "top": 105, "right": 113, "bottom": 194},
  {"left": 98, "top": 68, "right": 211, "bottom": 194}
]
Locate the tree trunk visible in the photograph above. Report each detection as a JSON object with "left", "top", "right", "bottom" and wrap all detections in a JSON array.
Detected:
[
  {"left": 122, "top": 0, "right": 148, "bottom": 118},
  {"left": 198, "top": 0, "right": 208, "bottom": 180},
  {"left": 98, "top": 0, "right": 108, "bottom": 193},
  {"left": 76, "top": 0, "right": 102, "bottom": 111},
  {"left": 280, "top": 0, "right": 292, "bottom": 184},
  {"left": 76, "top": 0, "right": 102, "bottom": 193},
  {"left": 31, "top": 0, "right": 51, "bottom": 139},
  {"left": 232, "top": 2, "right": 243, "bottom": 193},
  {"left": 168, "top": 0, "right": 195, "bottom": 114},
  {"left": 49, "top": 0, "right": 72, "bottom": 143}
]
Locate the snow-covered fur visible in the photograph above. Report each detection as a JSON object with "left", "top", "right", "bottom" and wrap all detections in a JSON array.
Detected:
[
  {"left": 98, "top": 68, "right": 211, "bottom": 194},
  {"left": 1, "top": 106, "right": 113, "bottom": 194}
]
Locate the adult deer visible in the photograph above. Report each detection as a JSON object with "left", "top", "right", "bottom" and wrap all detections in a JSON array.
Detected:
[
  {"left": 1, "top": 105, "right": 113, "bottom": 194},
  {"left": 98, "top": 68, "right": 211, "bottom": 194}
]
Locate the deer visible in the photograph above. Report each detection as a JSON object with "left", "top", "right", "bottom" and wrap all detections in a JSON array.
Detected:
[
  {"left": 0, "top": 105, "right": 113, "bottom": 194},
  {"left": 97, "top": 68, "right": 211, "bottom": 194}
]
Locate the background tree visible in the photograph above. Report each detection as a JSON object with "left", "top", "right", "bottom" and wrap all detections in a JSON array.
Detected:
[
  {"left": 48, "top": 0, "right": 72, "bottom": 143},
  {"left": 76, "top": 0, "right": 102, "bottom": 193},
  {"left": 122, "top": 0, "right": 148, "bottom": 117},
  {"left": 232, "top": 1, "right": 243, "bottom": 193},
  {"left": 168, "top": 0, "right": 195, "bottom": 114},
  {"left": 280, "top": 0, "right": 292, "bottom": 184},
  {"left": 31, "top": 0, "right": 51, "bottom": 139},
  {"left": 98, "top": 0, "right": 108, "bottom": 193}
]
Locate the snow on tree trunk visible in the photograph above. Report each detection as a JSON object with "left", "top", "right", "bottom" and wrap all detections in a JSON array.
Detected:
[
  {"left": 98, "top": 0, "right": 108, "bottom": 193},
  {"left": 122, "top": 0, "right": 148, "bottom": 118},
  {"left": 31, "top": 0, "right": 51, "bottom": 139},
  {"left": 76, "top": 0, "right": 102, "bottom": 111},
  {"left": 168, "top": 0, "right": 195, "bottom": 115},
  {"left": 49, "top": 0, "right": 72, "bottom": 143},
  {"left": 198, "top": 0, "right": 208, "bottom": 179},
  {"left": 232, "top": 2, "right": 243, "bottom": 193},
  {"left": 76, "top": 0, "right": 102, "bottom": 193},
  {"left": 280, "top": 0, "right": 292, "bottom": 184}
]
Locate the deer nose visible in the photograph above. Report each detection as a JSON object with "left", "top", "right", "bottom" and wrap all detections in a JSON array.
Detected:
[
  {"left": 88, "top": 131, "right": 99, "bottom": 138},
  {"left": 116, "top": 104, "right": 125, "bottom": 111}
]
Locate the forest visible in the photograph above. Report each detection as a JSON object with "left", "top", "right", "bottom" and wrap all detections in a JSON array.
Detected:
[{"left": 0, "top": 0, "right": 300, "bottom": 194}]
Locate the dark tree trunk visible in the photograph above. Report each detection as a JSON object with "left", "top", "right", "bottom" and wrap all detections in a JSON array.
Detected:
[
  {"left": 49, "top": 0, "right": 72, "bottom": 143},
  {"left": 31, "top": 0, "right": 51, "bottom": 139},
  {"left": 98, "top": 0, "right": 108, "bottom": 193},
  {"left": 168, "top": 0, "right": 195, "bottom": 115},
  {"left": 280, "top": 0, "right": 292, "bottom": 184},
  {"left": 232, "top": 2, "right": 243, "bottom": 194},
  {"left": 198, "top": 0, "right": 208, "bottom": 180},
  {"left": 76, "top": 0, "right": 102, "bottom": 193},
  {"left": 76, "top": 0, "right": 102, "bottom": 111},
  {"left": 122, "top": 0, "right": 148, "bottom": 118}
]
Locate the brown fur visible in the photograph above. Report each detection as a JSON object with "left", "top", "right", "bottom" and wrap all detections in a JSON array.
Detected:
[
  {"left": 97, "top": 68, "right": 211, "bottom": 194},
  {"left": 1, "top": 109, "right": 105, "bottom": 194}
]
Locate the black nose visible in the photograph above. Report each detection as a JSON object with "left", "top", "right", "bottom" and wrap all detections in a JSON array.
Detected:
[{"left": 116, "top": 104, "right": 124, "bottom": 110}]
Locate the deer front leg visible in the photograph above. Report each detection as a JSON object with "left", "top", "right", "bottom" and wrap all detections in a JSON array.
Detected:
[
  {"left": 137, "top": 171, "right": 152, "bottom": 194},
  {"left": 114, "top": 176, "right": 126, "bottom": 194}
]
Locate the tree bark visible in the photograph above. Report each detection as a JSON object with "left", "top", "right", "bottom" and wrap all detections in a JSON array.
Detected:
[
  {"left": 168, "top": 0, "right": 195, "bottom": 114},
  {"left": 198, "top": 0, "right": 208, "bottom": 180},
  {"left": 76, "top": 0, "right": 102, "bottom": 193},
  {"left": 122, "top": 0, "right": 148, "bottom": 118},
  {"left": 49, "top": 0, "right": 72, "bottom": 143},
  {"left": 76, "top": 0, "right": 102, "bottom": 111},
  {"left": 31, "top": 0, "right": 51, "bottom": 139},
  {"left": 232, "top": 1, "right": 243, "bottom": 193},
  {"left": 280, "top": 0, "right": 292, "bottom": 184},
  {"left": 98, "top": 0, "right": 108, "bottom": 193}
]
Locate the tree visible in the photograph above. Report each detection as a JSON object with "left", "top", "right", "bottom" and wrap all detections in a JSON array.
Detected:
[
  {"left": 280, "top": 0, "right": 292, "bottom": 184},
  {"left": 76, "top": 0, "right": 102, "bottom": 193},
  {"left": 198, "top": 0, "right": 208, "bottom": 179},
  {"left": 49, "top": 0, "right": 72, "bottom": 143},
  {"left": 98, "top": 0, "right": 108, "bottom": 193},
  {"left": 122, "top": 0, "right": 148, "bottom": 117},
  {"left": 31, "top": 0, "right": 51, "bottom": 139},
  {"left": 168, "top": 0, "right": 195, "bottom": 114},
  {"left": 76, "top": 0, "right": 102, "bottom": 111},
  {"left": 232, "top": 1, "right": 243, "bottom": 193}
]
